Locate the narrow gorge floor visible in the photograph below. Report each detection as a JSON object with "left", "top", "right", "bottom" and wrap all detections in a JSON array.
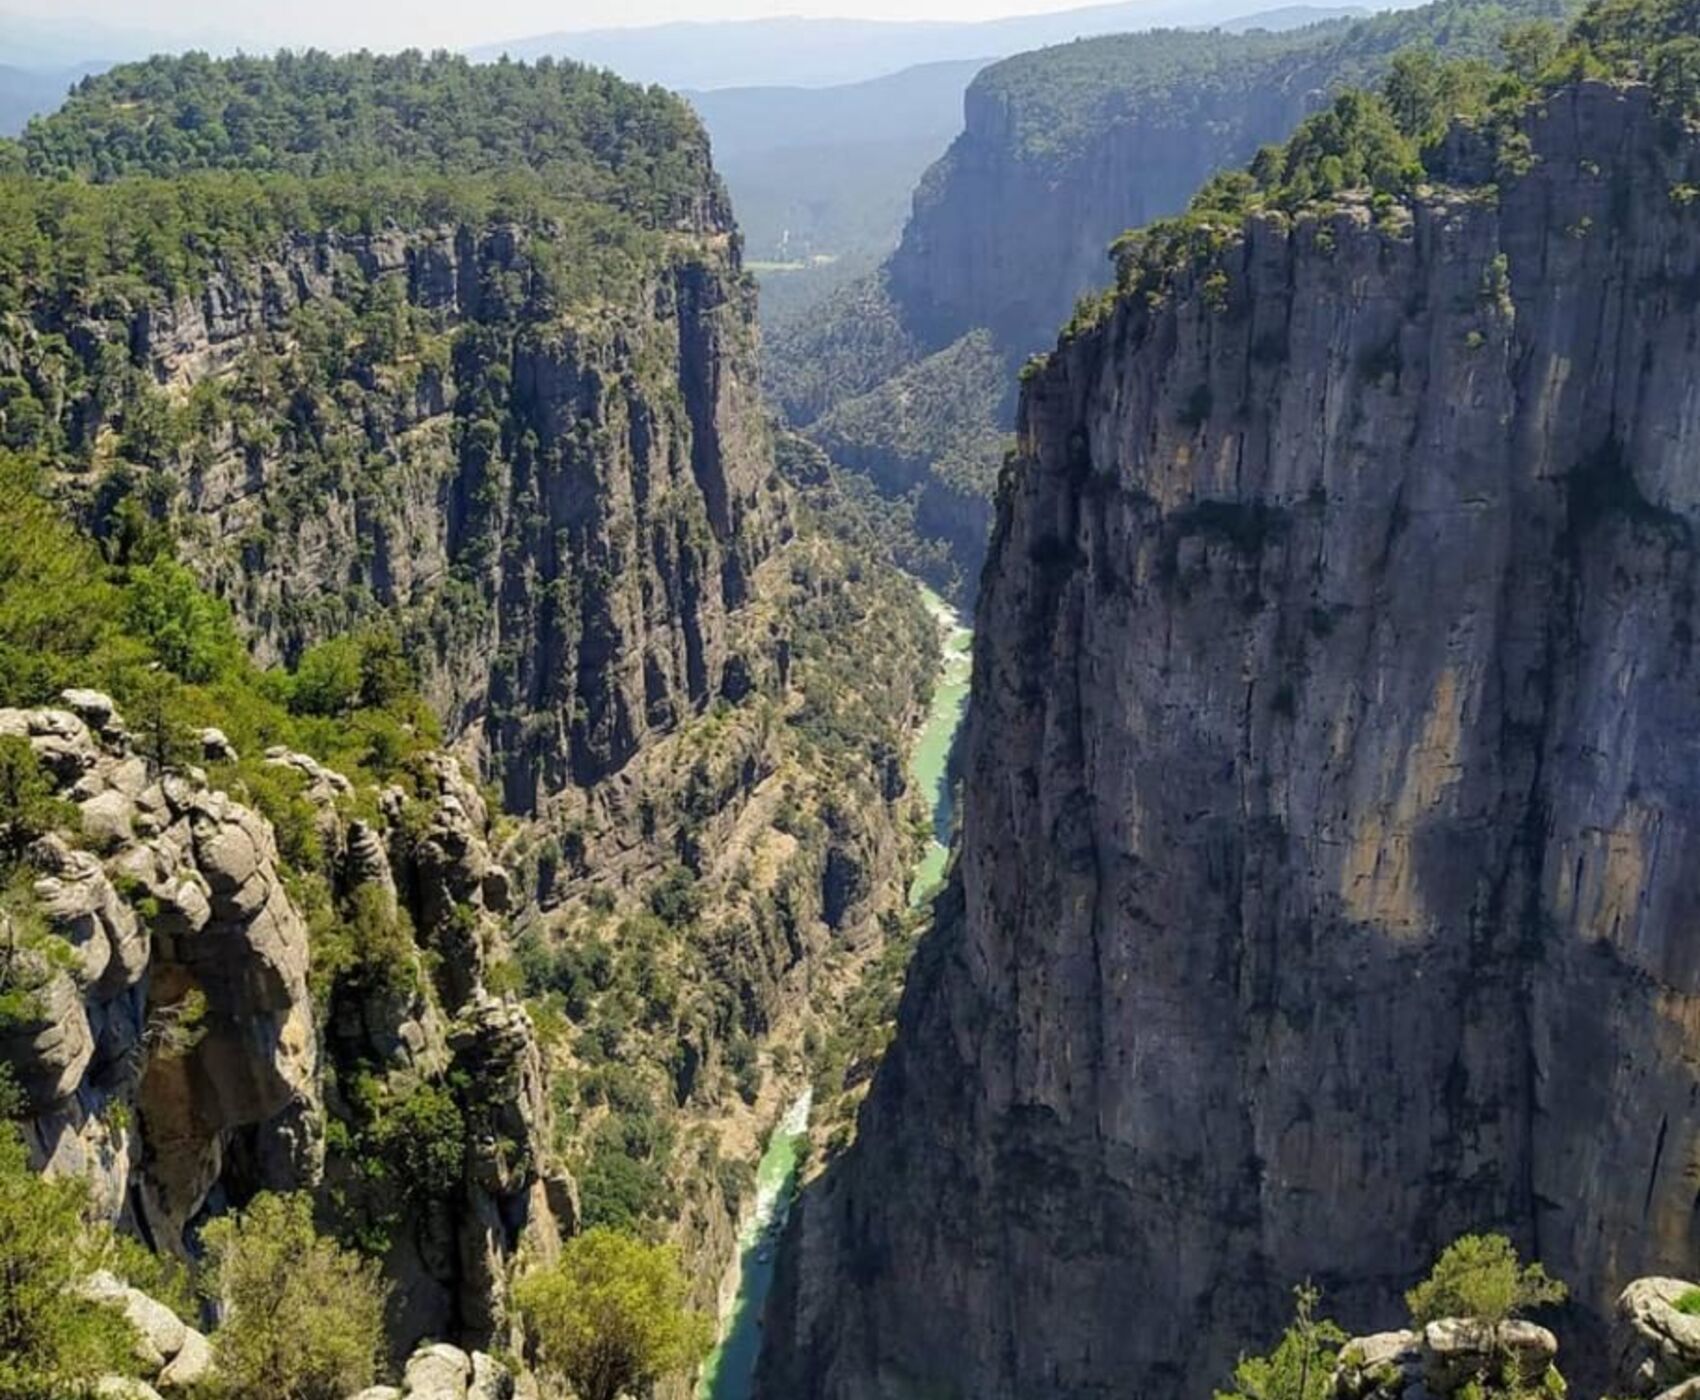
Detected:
[{"left": 697, "top": 582, "right": 974, "bottom": 1400}]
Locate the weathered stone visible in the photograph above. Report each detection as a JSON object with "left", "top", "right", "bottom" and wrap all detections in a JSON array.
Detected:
[
  {"left": 467, "top": 1352, "right": 514, "bottom": 1400},
  {"left": 403, "top": 1341, "right": 471, "bottom": 1399},
  {"left": 82, "top": 1271, "right": 187, "bottom": 1372},
  {"left": 1422, "top": 1320, "right": 1556, "bottom": 1396},
  {"left": 157, "top": 1326, "right": 214, "bottom": 1390},
  {"left": 1338, "top": 1331, "right": 1420, "bottom": 1400},
  {"left": 197, "top": 728, "right": 237, "bottom": 763},
  {"left": 0, "top": 960, "right": 94, "bottom": 1108},
  {"left": 80, "top": 789, "right": 137, "bottom": 850},
  {"left": 97, "top": 1378, "right": 164, "bottom": 1400},
  {"left": 1616, "top": 1279, "right": 1700, "bottom": 1395}
]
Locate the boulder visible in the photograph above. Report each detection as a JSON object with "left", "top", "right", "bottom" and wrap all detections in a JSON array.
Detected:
[
  {"left": 82, "top": 1271, "right": 187, "bottom": 1372},
  {"left": 80, "top": 789, "right": 137, "bottom": 849},
  {"left": 198, "top": 728, "right": 238, "bottom": 763},
  {"left": 1337, "top": 1330, "right": 1420, "bottom": 1399},
  {"left": 0, "top": 961, "right": 94, "bottom": 1108},
  {"left": 157, "top": 1326, "right": 214, "bottom": 1390},
  {"left": 1421, "top": 1319, "right": 1556, "bottom": 1397},
  {"left": 97, "top": 1379, "right": 164, "bottom": 1400},
  {"left": 403, "top": 1342, "right": 471, "bottom": 1399},
  {"left": 1617, "top": 1279, "right": 1700, "bottom": 1396},
  {"left": 467, "top": 1352, "right": 515, "bottom": 1400}
]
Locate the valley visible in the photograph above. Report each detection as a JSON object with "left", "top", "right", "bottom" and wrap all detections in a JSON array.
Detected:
[{"left": 1, "top": 0, "right": 1699, "bottom": 1398}]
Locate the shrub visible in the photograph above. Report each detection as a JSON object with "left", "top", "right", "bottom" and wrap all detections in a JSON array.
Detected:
[
  {"left": 0, "top": 1123, "right": 141, "bottom": 1397},
  {"left": 200, "top": 1192, "right": 390, "bottom": 1400},
  {"left": 0, "top": 737, "right": 72, "bottom": 863},
  {"left": 514, "top": 1229, "right": 712, "bottom": 1400},
  {"left": 1406, "top": 1233, "right": 1567, "bottom": 1328},
  {"left": 123, "top": 558, "right": 241, "bottom": 684},
  {"left": 1675, "top": 1288, "right": 1700, "bottom": 1316},
  {"left": 1215, "top": 1282, "right": 1345, "bottom": 1400}
]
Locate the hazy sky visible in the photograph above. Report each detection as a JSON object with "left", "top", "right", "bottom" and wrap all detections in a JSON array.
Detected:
[{"left": 4, "top": 0, "right": 1113, "bottom": 52}]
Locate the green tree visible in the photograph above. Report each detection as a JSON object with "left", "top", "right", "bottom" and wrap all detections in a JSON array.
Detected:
[
  {"left": 0, "top": 737, "right": 71, "bottom": 864},
  {"left": 1406, "top": 1234, "right": 1567, "bottom": 1328},
  {"left": 514, "top": 1228, "right": 712, "bottom": 1400},
  {"left": 1215, "top": 1283, "right": 1346, "bottom": 1400},
  {"left": 1500, "top": 21, "right": 1563, "bottom": 82},
  {"left": 123, "top": 559, "right": 239, "bottom": 684},
  {"left": 0, "top": 1124, "right": 141, "bottom": 1399},
  {"left": 289, "top": 636, "right": 365, "bottom": 717},
  {"left": 200, "top": 1192, "right": 389, "bottom": 1400}
]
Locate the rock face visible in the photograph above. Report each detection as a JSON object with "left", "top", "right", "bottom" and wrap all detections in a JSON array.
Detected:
[
  {"left": 4, "top": 696, "right": 569, "bottom": 1354},
  {"left": 2, "top": 699, "right": 324, "bottom": 1247},
  {"left": 26, "top": 214, "right": 778, "bottom": 819},
  {"left": 760, "top": 81, "right": 1700, "bottom": 1399},
  {"left": 1615, "top": 1278, "right": 1700, "bottom": 1395},
  {"left": 887, "top": 52, "right": 1314, "bottom": 358}
]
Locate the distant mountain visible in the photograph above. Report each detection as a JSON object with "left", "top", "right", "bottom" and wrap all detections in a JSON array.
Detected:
[
  {"left": 0, "top": 63, "right": 108, "bottom": 137},
  {"left": 471, "top": 1, "right": 1385, "bottom": 90},
  {"left": 687, "top": 58, "right": 986, "bottom": 269}
]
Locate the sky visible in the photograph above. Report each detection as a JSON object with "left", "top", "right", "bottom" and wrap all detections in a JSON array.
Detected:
[{"left": 2, "top": 0, "right": 1119, "bottom": 55}]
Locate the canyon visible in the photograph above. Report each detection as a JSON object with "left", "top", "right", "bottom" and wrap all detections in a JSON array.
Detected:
[
  {"left": 6, "top": 2, "right": 1700, "bottom": 1399},
  {"left": 759, "top": 60, "right": 1700, "bottom": 1400}
]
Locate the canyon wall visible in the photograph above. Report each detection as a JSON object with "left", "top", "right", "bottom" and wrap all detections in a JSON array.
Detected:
[{"left": 761, "top": 78, "right": 1700, "bottom": 1399}]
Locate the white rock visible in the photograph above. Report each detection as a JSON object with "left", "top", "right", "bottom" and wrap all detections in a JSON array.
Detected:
[
  {"left": 97, "top": 1378, "right": 164, "bottom": 1400},
  {"left": 404, "top": 1341, "right": 471, "bottom": 1399},
  {"left": 157, "top": 1326, "right": 214, "bottom": 1389}
]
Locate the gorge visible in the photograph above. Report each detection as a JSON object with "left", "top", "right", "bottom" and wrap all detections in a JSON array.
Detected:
[
  {"left": 759, "top": 13, "right": 1700, "bottom": 1398},
  {"left": 4, "top": 0, "right": 1700, "bottom": 1397}
]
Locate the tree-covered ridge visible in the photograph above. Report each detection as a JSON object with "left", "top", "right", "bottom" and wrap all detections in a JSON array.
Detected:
[
  {"left": 15, "top": 50, "right": 720, "bottom": 230},
  {"left": 969, "top": 0, "right": 1576, "bottom": 163},
  {"left": 1082, "top": 0, "right": 1699, "bottom": 331}
]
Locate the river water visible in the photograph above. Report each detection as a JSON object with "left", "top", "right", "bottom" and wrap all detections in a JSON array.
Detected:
[{"left": 696, "top": 584, "right": 974, "bottom": 1400}]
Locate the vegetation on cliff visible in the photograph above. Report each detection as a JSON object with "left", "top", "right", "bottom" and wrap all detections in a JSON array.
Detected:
[
  {"left": 514, "top": 1228, "right": 711, "bottom": 1400},
  {"left": 1097, "top": 0, "right": 1700, "bottom": 318},
  {"left": 0, "top": 1124, "right": 140, "bottom": 1398},
  {"left": 19, "top": 50, "right": 712, "bottom": 221},
  {"left": 764, "top": 0, "right": 1580, "bottom": 600},
  {"left": 1222, "top": 1238, "right": 1569, "bottom": 1400},
  {"left": 977, "top": 0, "right": 1571, "bottom": 167}
]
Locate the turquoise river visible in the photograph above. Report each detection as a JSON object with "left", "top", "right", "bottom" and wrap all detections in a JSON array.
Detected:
[{"left": 696, "top": 584, "right": 973, "bottom": 1400}]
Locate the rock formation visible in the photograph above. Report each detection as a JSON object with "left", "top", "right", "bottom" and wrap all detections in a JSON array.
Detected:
[
  {"left": 3, "top": 693, "right": 569, "bottom": 1353},
  {"left": 761, "top": 78, "right": 1700, "bottom": 1400}
]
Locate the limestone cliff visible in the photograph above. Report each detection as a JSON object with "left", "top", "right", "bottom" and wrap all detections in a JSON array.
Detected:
[
  {"left": 2, "top": 693, "right": 571, "bottom": 1355},
  {"left": 11, "top": 219, "right": 779, "bottom": 818},
  {"left": 763, "top": 0, "right": 1574, "bottom": 597},
  {"left": 761, "top": 78, "right": 1700, "bottom": 1399}
]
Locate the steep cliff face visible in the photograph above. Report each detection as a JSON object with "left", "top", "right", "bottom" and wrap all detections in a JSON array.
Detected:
[
  {"left": 886, "top": 64, "right": 1313, "bottom": 356},
  {"left": 12, "top": 219, "right": 778, "bottom": 817},
  {"left": 763, "top": 0, "right": 1573, "bottom": 598},
  {"left": 762, "top": 78, "right": 1700, "bottom": 1399}
]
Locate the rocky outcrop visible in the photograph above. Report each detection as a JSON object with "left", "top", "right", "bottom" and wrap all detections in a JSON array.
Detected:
[
  {"left": 1336, "top": 1321, "right": 1560, "bottom": 1400},
  {"left": 761, "top": 80, "right": 1700, "bottom": 1399},
  {"left": 82, "top": 1270, "right": 216, "bottom": 1392},
  {"left": 3, "top": 697, "right": 323, "bottom": 1249},
  {"left": 1616, "top": 1278, "right": 1700, "bottom": 1396},
  {"left": 3, "top": 693, "right": 569, "bottom": 1355}
]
